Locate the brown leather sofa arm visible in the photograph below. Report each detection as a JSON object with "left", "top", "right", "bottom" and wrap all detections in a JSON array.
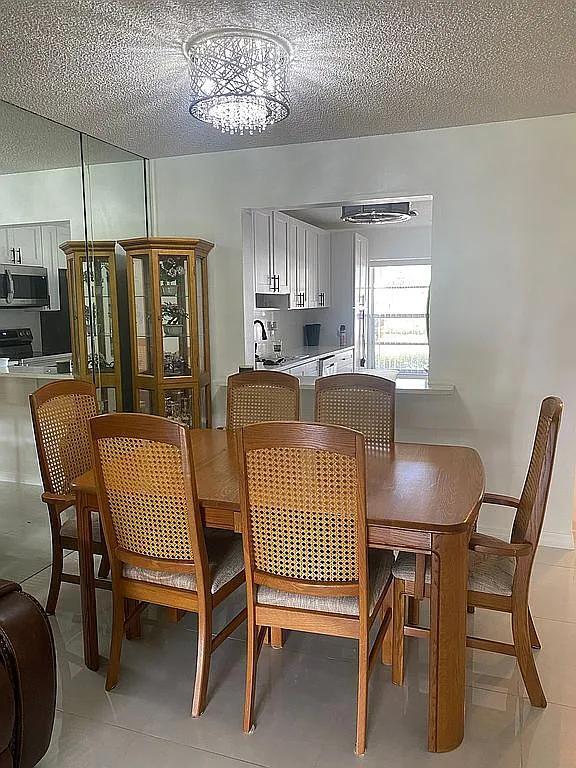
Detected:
[
  {"left": 0, "top": 580, "right": 21, "bottom": 598},
  {"left": 482, "top": 493, "right": 521, "bottom": 508},
  {"left": 469, "top": 532, "right": 532, "bottom": 558}
]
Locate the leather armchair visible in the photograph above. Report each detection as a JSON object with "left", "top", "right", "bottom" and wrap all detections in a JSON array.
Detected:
[{"left": 0, "top": 580, "right": 56, "bottom": 767}]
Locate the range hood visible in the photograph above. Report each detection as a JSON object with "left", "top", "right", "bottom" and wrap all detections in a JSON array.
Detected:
[{"left": 341, "top": 201, "right": 418, "bottom": 224}]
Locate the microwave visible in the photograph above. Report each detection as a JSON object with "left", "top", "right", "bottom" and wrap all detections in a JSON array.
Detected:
[{"left": 0, "top": 264, "right": 50, "bottom": 308}]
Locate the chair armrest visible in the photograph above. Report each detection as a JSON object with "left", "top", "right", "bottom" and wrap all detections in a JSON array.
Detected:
[
  {"left": 469, "top": 532, "right": 532, "bottom": 558},
  {"left": 482, "top": 493, "right": 520, "bottom": 508}
]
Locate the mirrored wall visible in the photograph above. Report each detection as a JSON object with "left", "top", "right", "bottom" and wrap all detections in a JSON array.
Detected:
[{"left": 0, "top": 99, "right": 148, "bottom": 483}]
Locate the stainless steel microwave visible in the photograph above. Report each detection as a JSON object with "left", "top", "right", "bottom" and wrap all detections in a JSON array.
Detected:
[{"left": 0, "top": 264, "right": 50, "bottom": 308}]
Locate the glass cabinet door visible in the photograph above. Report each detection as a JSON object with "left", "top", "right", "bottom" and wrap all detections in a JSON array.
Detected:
[
  {"left": 133, "top": 254, "right": 154, "bottom": 376},
  {"left": 90, "top": 256, "right": 116, "bottom": 375},
  {"left": 159, "top": 255, "right": 193, "bottom": 378}
]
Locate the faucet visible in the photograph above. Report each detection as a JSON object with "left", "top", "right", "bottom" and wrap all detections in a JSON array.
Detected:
[
  {"left": 253, "top": 320, "right": 268, "bottom": 341},
  {"left": 254, "top": 320, "right": 268, "bottom": 359}
]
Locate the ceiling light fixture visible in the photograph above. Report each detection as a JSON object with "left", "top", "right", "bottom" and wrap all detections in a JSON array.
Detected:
[
  {"left": 341, "top": 202, "right": 418, "bottom": 224},
  {"left": 183, "top": 28, "right": 292, "bottom": 136}
]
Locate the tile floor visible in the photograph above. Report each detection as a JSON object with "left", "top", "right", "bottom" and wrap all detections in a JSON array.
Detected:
[{"left": 2, "top": 480, "right": 576, "bottom": 768}]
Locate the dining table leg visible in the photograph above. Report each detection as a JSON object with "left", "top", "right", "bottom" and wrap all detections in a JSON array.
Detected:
[
  {"left": 76, "top": 490, "right": 100, "bottom": 671},
  {"left": 428, "top": 530, "right": 468, "bottom": 752}
]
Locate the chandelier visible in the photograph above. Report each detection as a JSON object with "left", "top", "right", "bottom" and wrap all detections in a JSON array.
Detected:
[{"left": 183, "top": 28, "right": 292, "bottom": 135}]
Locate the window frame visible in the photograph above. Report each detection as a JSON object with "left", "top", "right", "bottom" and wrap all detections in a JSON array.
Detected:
[{"left": 367, "top": 258, "right": 431, "bottom": 377}]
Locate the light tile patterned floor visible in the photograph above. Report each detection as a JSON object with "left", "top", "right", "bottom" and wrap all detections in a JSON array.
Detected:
[{"left": 1, "top": 480, "right": 575, "bottom": 768}]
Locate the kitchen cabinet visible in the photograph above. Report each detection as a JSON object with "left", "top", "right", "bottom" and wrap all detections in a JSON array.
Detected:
[
  {"left": 253, "top": 209, "right": 274, "bottom": 293},
  {"left": 284, "top": 359, "right": 320, "bottom": 377},
  {"left": 317, "top": 231, "right": 330, "bottom": 307},
  {"left": 0, "top": 225, "right": 42, "bottom": 266},
  {"left": 253, "top": 210, "right": 290, "bottom": 295},
  {"left": 319, "top": 348, "right": 354, "bottom": 376},
  {"left": 294, "top": 223, "right": 307, "bottom": 307},
  {"left": 305, "top": 228, "right": 318, "bottom": 308},
  {"left": 0, "top": 222, "right": 70, "bottom": 310},
  {"left": 250, "top": 210, "right": 331, "bottom": 309}
]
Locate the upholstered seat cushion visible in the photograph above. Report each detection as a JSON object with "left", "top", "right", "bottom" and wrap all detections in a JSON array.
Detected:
[
  {"left": 257, "top": 549, "right": 394, "bottom": 617},
  {"left": 392, "top": 550, "right": 515, "bottom": 597},
  {"left": 124, "top": 530, "right": 244, "bottom": 595},
  {"left": 60, "top": 510, "right": 102, "bottom": 543}
]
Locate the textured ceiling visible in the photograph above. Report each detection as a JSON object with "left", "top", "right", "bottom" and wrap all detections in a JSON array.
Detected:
[
  {"left": 284, "top": 197, "right": 433, "bottom": 230},
  {"left": 0, "top": 1, "right": 575, "bottom": 159},
  {"left": 0, "top": 100, "right": 141, "bottom": 174}
]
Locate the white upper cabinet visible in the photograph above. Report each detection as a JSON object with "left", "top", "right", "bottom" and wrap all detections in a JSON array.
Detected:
[
  {"left": 305, "top": 227, "right": 318, "bottom": 308},
  {"left": 317, "top": 231, "right": 331, "bottom": 308},
  {"left": 1, "top": 225, "right": 43, "bottom": 265},
  {"left": 272, "top": 212, "right": 291, "bottom": 294},
  {"left": 251, "top": 209, "right": 331, "bottom": 308},
  {"left": 253, "top": 210, "right": 291, "bottom": 294},
  {"left": 253, "top": 209, "right": 274, "bottom": 293},
  {"left": 0, "top": 221, "right": 70, "bottom": 310}
]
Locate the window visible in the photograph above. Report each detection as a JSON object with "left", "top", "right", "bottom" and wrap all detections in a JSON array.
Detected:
[{"left": 369, "top": 263, "right": 431, "bottom": 375}]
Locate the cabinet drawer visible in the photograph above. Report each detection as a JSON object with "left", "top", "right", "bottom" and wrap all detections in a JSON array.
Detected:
[{"left": 286, "top": 360, "right": 319, "bottom": 377}]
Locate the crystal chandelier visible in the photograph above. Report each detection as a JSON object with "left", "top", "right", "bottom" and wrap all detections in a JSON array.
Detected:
[{"left": 183, "top": 28, "right": 292, "bottom": 135}]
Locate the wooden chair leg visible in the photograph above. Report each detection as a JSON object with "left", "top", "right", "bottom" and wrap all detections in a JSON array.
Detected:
[
  {"left": 529, "top": 610, "right": 541, "bottom": 650},
  {"left": 512, "top": 604, "right": 546, "bottom": 708},
  {"left": 392, "top": 580, "right": 406, "bottom": 686},
  {"left": 407, "top": 597, "right": 420, "bottom": 625},
  {"left": 124, "top": 598, "right": 142, "bottom": 640},
  {"left": 270, "top": 627, "right": 284, "bottom": 648},
  {"left": 46, "top": 537, "right": 63, "bottom": 615},
  {"left": 98, "top": 551, "right": 110, "bottom": 579},
  {"left": 355, "top": 633, "right": 369, "bottom": 756},
  {"left": 381, "top": 589, "right": 392, "bottom": 665},
  {"left": 191, "top": 609, "right": 212, "bottom": 717},
  {"left": 105, "top": 591, "right": 125, "bottom": 691},
  {"left": 243, "top": 620, "right": 259, "bottom": 733}
]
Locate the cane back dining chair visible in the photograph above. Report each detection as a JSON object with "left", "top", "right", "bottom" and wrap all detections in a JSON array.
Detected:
[
  {"left": 226, "top": 371, "right": 299, "bottom": 430},
  {"left": 90, "top": 413, "right": 246, "bottom": 714},
  {"left": 29, "top": 379, "right": 109, "bottom": 614},
  {"left": 391, "top": 396, "right": 563, "bottom": 708},
  {"left": 315, "top": 373, "right": 396, "bottom": 447},
  {"left": 236, "top": 421, "right": 394, "bottom": 755}
]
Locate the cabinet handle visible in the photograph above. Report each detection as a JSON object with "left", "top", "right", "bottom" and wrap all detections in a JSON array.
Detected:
[
  {"left": 274, "top": 275, "right": 279, "bottom": 292},
  {"left": 10, "top": 248, "right": 15, "bottom": 264},
  {"left": 319, "top": 292, "right": 325, "bottom": 307},
  {"left": 17, "top": 248, "right": 22, "bottom": 264}
]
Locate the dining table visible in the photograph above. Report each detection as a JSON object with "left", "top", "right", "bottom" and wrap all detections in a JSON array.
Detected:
[{"left": 70, "top": 427, "right": 484, "bottom": 753}]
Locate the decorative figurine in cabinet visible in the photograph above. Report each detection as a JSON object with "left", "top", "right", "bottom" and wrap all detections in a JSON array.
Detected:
[
  {"left": 60, "top": 241, "right": 122, "bottom": 412},
  {"left": 120, "top": 237, "right": 213, "bottom": 428}
]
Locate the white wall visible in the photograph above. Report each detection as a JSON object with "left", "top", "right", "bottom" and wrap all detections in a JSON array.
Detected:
[
  {"left": 151, "top": 113, "right": 576, "bottom": 547},
  {"left": 0, "top": 161, "right": 146, "bottom": 240}
]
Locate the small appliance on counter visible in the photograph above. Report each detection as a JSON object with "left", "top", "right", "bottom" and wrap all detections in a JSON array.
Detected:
[
  {"left": 0, "top": 328, "right": 34, "bottom": 361},
  {"left": 303, "top": 323, "right": 321, "bottom": 346}
]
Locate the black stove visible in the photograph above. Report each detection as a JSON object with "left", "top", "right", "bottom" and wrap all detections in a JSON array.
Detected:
[{"left": 0, "top": 328, "right": 33, "bottom": 361}]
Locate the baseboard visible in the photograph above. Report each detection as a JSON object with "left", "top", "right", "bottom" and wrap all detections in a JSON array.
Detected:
[{"left": 480, "top": 525, "right": 575, "bottom": 550}]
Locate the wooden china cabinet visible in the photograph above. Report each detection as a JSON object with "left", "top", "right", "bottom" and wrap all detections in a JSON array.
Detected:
[
  {"left": 120, "top": 237, "right": 213, "bottom": 429},
  {"left": 60, "top": 240, "right": 123, "bottom": 412}
]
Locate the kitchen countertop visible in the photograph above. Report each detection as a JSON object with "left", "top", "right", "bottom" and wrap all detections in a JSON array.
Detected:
[
  {"left": 255, "top": 344, "right": 354, "bottom": 372},
  {"left": 0, "top": 365, "right": 72, "bottom": 380}
]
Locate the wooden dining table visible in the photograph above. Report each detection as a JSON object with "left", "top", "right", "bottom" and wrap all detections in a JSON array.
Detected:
[{"left": 71, "top": 427, "right": 484, "bottom": 753}]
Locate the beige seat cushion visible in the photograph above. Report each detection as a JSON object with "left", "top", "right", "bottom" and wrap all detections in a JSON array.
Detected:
[
  {"left": 60, "top": 510, "right": 102, "bottom": 543},
  {"left": 392, "top": 550, "right": 515, "bottom": 597},
  {"left": 124, "top": 530, "right": 244, "bottom": 595},
  {"left": 257, "top": 549, "right": 394, "bottom": 617}
]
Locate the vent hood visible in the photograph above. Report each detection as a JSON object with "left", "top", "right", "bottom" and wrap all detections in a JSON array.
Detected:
[{"left": 341, "top": 201, "right": 417, "bottom": 224}]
